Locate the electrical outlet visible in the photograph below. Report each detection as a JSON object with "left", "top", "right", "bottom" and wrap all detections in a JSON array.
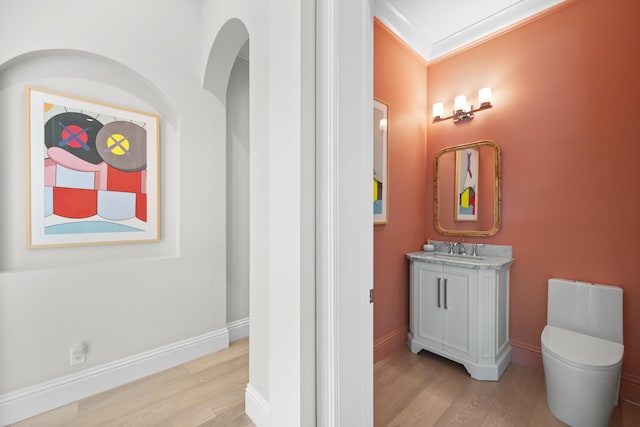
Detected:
[{"left": 70, "top": 343, "right": 87, "bottom": 366}]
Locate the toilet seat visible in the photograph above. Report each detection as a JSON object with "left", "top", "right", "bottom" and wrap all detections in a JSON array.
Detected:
[{"left": 541, "top": 325, "right": 624, "bottom": 370}]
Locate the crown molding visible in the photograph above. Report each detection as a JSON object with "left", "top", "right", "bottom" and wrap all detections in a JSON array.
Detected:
[{"left": 374, "top": 0, "right": 567, "bottom": 62}]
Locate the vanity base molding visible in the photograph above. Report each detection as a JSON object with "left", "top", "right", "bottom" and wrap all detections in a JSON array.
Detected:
[{"left": 408, "top": 333, "right": 511, "bottom": 381}]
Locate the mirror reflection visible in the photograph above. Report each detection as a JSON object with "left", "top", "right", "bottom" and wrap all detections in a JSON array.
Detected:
[{"left": 434, "top": 140, "right": 501, "bottom": 237}]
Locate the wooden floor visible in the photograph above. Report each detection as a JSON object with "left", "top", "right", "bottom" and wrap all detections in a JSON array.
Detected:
[
  {"left": 13, "top": 338, "right": 640, "bottom": 426},
  {"left": 11, "top": 338, "right": 254, "bottom": 427},
  {"left": 374, "top": 345, "right": 640, "bottom": 427}
]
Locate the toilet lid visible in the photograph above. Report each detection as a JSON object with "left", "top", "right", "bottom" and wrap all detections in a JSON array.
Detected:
[{"left": 541, "top": 325, "right": 624, "bottom": 369}]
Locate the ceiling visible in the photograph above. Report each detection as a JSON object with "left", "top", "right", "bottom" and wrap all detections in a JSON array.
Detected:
[{"left": 374, "top": 0, "right": 566, "bottom": 62}]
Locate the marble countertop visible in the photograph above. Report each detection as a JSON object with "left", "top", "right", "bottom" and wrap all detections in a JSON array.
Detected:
[{"left": 406, "top": 251, "right": 514, "bottom": 269}]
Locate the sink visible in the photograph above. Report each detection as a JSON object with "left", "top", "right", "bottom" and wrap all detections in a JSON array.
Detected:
[
  {"left": 429, "top": 253, "right": 485, "bottom": 261},
  {"left": 407, "top": 243, "right": 514, "bottom": 269}
]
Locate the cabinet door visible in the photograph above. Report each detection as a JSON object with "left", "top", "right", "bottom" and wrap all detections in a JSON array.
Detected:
[
  {"left": 415, "top": 263, "right": 443, "bottom": 346},
  {"left": 442, "top": 266, "right": 475, "bottom": 360}
]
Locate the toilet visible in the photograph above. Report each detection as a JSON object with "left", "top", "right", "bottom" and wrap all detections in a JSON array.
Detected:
[{"left": 541, "top": 278, "right": 624, "bottom": 427}]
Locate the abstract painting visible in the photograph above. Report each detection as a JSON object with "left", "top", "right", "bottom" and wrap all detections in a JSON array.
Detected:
[
  {"left": 373, "top": 98, "right": 388, "bottom": 224},
  {"left": 455, "top": 147, "right": 478, "bottom": 221},
  {"left": 26, "top": 87, "right": 160, "bottom": 247}
]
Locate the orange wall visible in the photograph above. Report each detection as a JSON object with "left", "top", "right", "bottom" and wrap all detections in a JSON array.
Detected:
[
  {"left": 426, "top": 0, "right": 640, "bottom": 402},
  {"left": 373, "top": 20, "right": 428, "bottom": 362}
]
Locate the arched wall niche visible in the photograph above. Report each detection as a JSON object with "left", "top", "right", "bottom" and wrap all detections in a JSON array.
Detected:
[
  {"left": 0, "top": 49, "right": 178, "bottom": 126},
  {"left": 0, "top": 48, "right": 180, "bottom": 271},
  {"left": 203, "top": 18, "right": 250, "bottom": 105}
]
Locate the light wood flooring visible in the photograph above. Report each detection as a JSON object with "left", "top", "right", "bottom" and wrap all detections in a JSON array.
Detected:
[
  {"left": 13, "top": 338, "right": 640, "bottom": 426},
  {"left": 374, "top": 344, "right": 640, "bottom": 427},
  {"left": 11, "top": 338, "right": 254, "bottom": 427}
]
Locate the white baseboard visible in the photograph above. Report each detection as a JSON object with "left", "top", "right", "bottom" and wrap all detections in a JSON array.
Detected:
[
  {"left": 227, "top": 317, "right": 250, "bottom": 341},
  {"left": 0, "top": 328, "right": 229, "bottom": 426},
  {"left": 245, "top": 383, "right": 270, "bottom": 426}
]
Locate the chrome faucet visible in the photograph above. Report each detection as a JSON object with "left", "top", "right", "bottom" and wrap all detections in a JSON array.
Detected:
[
  {"left": 471, "top": 243, "right": 484, "bottom": 256},
  {"left": 454, "top": 242, "right": 466, "bottom": 255}
]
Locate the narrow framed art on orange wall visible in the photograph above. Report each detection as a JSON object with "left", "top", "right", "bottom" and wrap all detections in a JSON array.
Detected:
[{"left": 373, "top": 97, "right": 389, "bottom": 225}]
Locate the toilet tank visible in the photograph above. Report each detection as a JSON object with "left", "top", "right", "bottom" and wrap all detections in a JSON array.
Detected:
[{"left": 547, "top": 278, "right": 623, "bottom": 344}]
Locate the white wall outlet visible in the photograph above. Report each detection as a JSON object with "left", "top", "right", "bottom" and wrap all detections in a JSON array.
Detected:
[{"left": 70, "top": 342, "right": 87, "bottom": 366}]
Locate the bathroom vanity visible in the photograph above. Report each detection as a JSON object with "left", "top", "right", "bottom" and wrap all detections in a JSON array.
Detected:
[{"left": 406, "top": 242, "right": 513, "bottom": 381}]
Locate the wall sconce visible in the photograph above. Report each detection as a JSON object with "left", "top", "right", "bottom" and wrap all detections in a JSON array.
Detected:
[{"left": 433, "top": 87, "right": 493, "bottom": 123}]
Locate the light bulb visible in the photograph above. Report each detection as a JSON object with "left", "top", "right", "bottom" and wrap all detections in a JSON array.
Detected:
[
  {"left": 478, "top": 87, "right": 492, "bottom": 107},
  {"left": 432, "top": 103, "right": 444, "bottom": 118}
]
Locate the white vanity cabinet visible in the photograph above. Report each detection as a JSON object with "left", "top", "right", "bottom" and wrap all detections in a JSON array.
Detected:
[
  {"left": 407, "top": 250, "right": 513, "bottom": 381},
  {"left": 413, "top": 262, "right": 477, "bottom": 362}
]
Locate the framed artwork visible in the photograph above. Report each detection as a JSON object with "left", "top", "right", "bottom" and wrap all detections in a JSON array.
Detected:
[
  {"left": 26, "top": 86, "right": 160, "bottom": 247},
  {"left": 373, "top": 98, "right": 388, "bottom": 224},
  {"left": 455, "top": 147, "right": 478, "bottom": 221}
]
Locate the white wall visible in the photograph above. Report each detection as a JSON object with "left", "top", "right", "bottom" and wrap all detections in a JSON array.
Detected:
[
  {"left": 0, "top": 0, "right": 318, "bottom": 425},
  {"left": 316, "top": 0, "right": 375, "bottom": 424},
  {"left": 0, "top": 0, "right": 226, "bottom": 401},
  {"left": 201, "top": 1, "right": 316, "bottom": 425},
  {"left": 226, "top": 55, "right": 250, "bottom": 325},
  {"left": 0, "top": 0, "right": 374, "bottom": 425}
]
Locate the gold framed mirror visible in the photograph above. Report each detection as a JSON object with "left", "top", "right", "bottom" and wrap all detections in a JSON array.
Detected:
[{"left": 434, "top": 140, "right": 501, "bottom": 237}]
